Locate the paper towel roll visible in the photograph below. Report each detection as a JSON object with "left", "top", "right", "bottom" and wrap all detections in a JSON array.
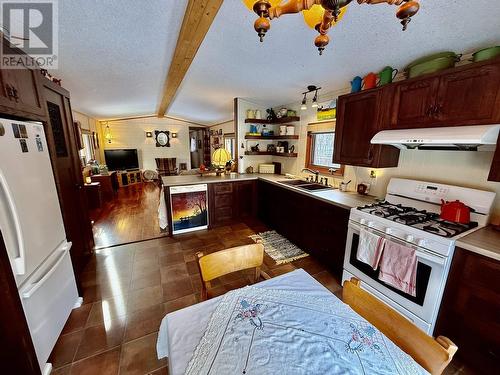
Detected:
[{"left": 238, "top": 156, "right": 245, "bottom": 174}]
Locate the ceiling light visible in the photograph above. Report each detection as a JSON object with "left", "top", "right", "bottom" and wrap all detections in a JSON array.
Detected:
[
  {"left": 244, "top": 0, "right": 420, "bottom": 55},
  {"left": 312, "top": 90, "right": 319, "bottom": 108},
  {"left": 301, "top": 86, "right": 321, "bottom": 111},
  {"left": 301, "top": 93, "right": 307, "bottom": 111}
]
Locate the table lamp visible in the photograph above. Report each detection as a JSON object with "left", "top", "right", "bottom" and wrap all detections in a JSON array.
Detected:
[{"left": 212, "top": 148, "right": 232, "bottom": 175}]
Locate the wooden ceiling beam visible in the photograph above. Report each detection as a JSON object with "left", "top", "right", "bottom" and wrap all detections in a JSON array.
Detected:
[{"left": 157, "top": 0, "right": 223, "bottom": 117}]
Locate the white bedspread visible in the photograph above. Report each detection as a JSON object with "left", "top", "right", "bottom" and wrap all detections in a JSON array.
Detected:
[{"left": 157, "top": 269, "right": 428, "bottom": 375}]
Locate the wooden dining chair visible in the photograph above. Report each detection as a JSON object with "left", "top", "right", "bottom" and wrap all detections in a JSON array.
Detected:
[
  {"left": 196, "top": 242, "right": 270, "bottom": 301},
  {"left": 343, "top": 278, "right": 457, "bottom": 375}
]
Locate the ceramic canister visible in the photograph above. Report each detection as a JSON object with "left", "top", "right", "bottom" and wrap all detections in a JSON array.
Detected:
[
  {"left": 246, "top": 109, "right": 255, "bottom": 119},
  {"left": 286, "top": 126, "right": 295, "bottom": 135},
  {"left": 280, "top": 125, "right": 287, "bottom": 135}
]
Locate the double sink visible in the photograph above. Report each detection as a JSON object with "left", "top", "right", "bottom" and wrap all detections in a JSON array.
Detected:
[{"left": 278, "top": 179, "right": 333, "bottom": 191}]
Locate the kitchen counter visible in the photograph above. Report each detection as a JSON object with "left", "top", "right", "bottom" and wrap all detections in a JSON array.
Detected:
[
  {"left": 162, "top": 174, "right": 378, "bottom": 210},
  {"left": 456, "top": 225, "right": 500, "bottom": 261}
]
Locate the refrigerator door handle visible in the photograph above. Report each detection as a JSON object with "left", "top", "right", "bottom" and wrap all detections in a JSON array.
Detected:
[
  {"left": 0, "top": 168, "right": 26, "bottom": 275},
  {"left": 21, "top": 241, "right": 72, "bottom": 299}
]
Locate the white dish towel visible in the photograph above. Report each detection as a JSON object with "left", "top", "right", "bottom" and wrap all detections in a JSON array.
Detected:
[
  {"left": 356, "top": 228, "right": 385, "bottom": 269},
  {"left": 158, "top": 186, "right": 168, "bottom": 230}
]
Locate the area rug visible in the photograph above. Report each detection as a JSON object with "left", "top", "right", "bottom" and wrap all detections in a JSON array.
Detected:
[{"left": 249, "top": 230, "right": 308, "bottom": 264}]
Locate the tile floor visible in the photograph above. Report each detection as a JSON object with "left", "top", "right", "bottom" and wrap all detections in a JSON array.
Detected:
[
  {"left": 50, "top": 219, "right": 474, "bottom": 374},
  {"left": 49, "top": 220, "right": 341, "bottom": 374}
]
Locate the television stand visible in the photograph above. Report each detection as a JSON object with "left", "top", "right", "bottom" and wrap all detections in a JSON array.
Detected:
[{"left": 118, "top": 170, "right": 142, "bottom": 187}]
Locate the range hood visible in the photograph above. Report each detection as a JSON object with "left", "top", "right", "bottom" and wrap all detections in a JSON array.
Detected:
[{"left": 371, "top": 125, "right": 500, "bottom": 151}]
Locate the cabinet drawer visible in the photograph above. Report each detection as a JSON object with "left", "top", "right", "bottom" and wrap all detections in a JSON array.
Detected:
[
  {"left": 462, "top": 251, "right": 500, "bottom": 288},
  {"left": 214, "top": 206, "right": 233, "bottom": 221},
  {"left": 214, "top": 194, "right": 232, "bottom": 208},
  {"left": 213, "top": 183, "right": 233, "bottom": 194}
]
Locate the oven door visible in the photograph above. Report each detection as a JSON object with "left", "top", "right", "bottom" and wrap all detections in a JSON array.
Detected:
[{"left": 343, "top": 221, "right": 448, "bottom": 331}]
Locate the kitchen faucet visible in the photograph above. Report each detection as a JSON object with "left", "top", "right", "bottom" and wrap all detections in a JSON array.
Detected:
[{"left": 302, "top": 168, "right": 320, "bottom": 183}]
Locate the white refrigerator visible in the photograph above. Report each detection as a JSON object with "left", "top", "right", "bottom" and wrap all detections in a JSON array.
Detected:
[{"left": 0, "top": 119, "right": 80, "bottom": 375}]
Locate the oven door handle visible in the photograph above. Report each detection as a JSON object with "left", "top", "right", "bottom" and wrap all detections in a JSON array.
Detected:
[{"left": 349, "top": 222, "right": 446, "bottom": 266}]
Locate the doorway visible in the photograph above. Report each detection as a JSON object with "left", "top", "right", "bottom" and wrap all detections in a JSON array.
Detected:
[{"left": 189, "top": 127, "right": 206, "bottom": 168}]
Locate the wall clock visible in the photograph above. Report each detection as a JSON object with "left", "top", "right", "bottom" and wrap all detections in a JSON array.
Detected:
[{"left": 155, "top": 130, "right": 170, "bottom": 147}]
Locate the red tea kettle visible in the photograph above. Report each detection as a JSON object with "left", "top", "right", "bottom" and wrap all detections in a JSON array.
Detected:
[{"left": 440, "top": 200, "right": 470, "bottom": 224}]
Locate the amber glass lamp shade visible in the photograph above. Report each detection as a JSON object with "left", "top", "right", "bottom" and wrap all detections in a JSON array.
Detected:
[
  {"left": 212, "top": 148, "right": 232, "bottom": 168},
  {"left": 242, "top": 0, "right": 282, "bottom": 11},
  {"left": 302, "top": 4, "right": 347, "bottom": 29}
]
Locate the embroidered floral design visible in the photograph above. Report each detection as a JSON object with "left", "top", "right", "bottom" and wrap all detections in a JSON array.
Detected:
[
  {"left": 346, "top": 323, "right": 382, "bottom": 354},
  {"left": 234, "top": 299, "right": 264, "bottom": 329}
]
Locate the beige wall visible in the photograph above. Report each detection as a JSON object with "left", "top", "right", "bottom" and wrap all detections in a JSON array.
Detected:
[
  {"left": 72, "top": 110, "right": 103, "bottom": 163},
  {"left": 273, "top": 89, "right": 500, "bottom": 224},
  {"left": 99, "top": 116, "right": 205, "bottom": 171}
]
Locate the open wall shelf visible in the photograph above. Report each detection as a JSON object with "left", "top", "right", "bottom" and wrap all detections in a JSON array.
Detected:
[
  {"left": 244, "top": 135, "right": 299, "bottom": 140},
  {"left": 244, "top": 151, "right": 297, "bottom": 158},
  {"left": 244, "top": 116, "right": 300, "bottom": 124}
]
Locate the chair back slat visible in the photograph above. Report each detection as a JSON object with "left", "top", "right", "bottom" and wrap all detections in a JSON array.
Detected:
[{"left": 197, "top": 244, "right": 264, "bottom": 282}]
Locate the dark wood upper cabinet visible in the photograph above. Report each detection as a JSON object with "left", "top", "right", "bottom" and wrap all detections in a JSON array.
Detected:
[
  {"left": 390, "top": 77, "right": 440, "bottom": 128},
  {"left": 334, "top": 89, "right": 399, "bottom": 168},
  {"left": 435, "top": 62, "right": 500, "bottom": 125},
  {"left": 391, "top": 59, "right": 500, "bottom": 129},
  {"left": 488, "top": 133, "right": 500, "bottom": 182},
  {"left": 0, "top": 40, "right": 46, "bottom": 120}
]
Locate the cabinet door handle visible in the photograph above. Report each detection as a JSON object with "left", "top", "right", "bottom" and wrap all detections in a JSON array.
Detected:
[
  {"left": 425, "top": 105, "right": 433, "bottom": 117},
  {"left": 368, "top": 147, "right": 374, "bottom": 161},
  {"left": 5, "top": 84, "right": 15, "bottom": 99},
  {"left": 12, "top": 87, "right": 19, "bottom": 102},
  {"left": 435, "top": 104, "right": 442, "bottom": 115}
]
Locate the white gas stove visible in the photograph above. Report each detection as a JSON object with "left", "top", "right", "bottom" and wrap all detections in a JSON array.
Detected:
[{"left": 343, "top": 178, "right": 496, "bottom": 334}]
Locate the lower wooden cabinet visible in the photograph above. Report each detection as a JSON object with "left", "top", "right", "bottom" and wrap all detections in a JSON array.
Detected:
[
  {"left": 209, "top": 180, "right": 256, "bottom": 227},
  {"left": 434, "top": 247, "right": 500, "bottom": 373},
  {"left": 258, "top": 180, "right": 349, "bottom": 279}
]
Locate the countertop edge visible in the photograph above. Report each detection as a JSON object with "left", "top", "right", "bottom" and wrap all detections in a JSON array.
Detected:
[
  {"left": 455, "top": 238, "right": 500, "bottom": 262},
  {"left": 161, "top": 174, "right": 377, "bottom": 210}
]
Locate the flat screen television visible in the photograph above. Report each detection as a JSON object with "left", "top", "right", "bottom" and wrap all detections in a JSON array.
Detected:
[{"left": 104, "top": 149, "right": 139, "bottom": 171}]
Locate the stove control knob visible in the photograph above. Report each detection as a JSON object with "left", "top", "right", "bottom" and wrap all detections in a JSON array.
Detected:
[
  {"left": 368, "top": 221, "right": 374, "bottom": 227},
  {"left": 406, "top": 235, "right": 415, "bottom": 242},
  {"left": 360, "top": 218, "right": 367, "bottom": 225},
  {"left": 385, "top": 228, "right": 392, "bottom": 234},
  {"left": 418, "top": 239, "right": 427, "bottom": 247}
]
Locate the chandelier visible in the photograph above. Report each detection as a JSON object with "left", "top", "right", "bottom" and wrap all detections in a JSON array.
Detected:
[{"left": 243, "top": 0, "right": 420, "bottom": 55}]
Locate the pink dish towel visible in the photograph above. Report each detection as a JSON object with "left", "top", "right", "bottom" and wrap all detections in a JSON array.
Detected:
[
  {"left": 356, "top": 229, "right": 385, "bottom": 270},
  {"left": 378, "top": 240, "right": 417, "bottom": 297}
]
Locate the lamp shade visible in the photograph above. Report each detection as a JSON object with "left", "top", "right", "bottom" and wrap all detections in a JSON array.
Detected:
[
  {"left": 302, "top": 4, "right": 347, "bottom": 29},
  {"left": 242, "top": 0, "right": 282, "bottom": 11},
  {"left": 212, "top": 148, "right": 232, "bottom": 167}
]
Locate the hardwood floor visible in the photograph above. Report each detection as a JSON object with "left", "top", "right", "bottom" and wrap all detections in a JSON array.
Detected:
[{"left": 91, "top": 183, "right": 168, "bottom": 249}]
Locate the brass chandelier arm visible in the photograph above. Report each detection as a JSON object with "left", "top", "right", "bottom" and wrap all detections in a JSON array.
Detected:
[
  {"left": 357, "top": 0, "right": 405, "bottom": 5},
  {"left": 268, "top": 0, "right": 322, "bottom": 19},
  {"left": 319, "top": 9, "right": 334, "bottom": 35}
]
